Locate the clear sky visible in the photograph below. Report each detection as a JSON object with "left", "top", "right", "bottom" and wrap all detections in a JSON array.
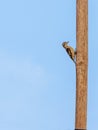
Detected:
[{"left": 0, "top": 0, "right": 97, "bottom": 130}]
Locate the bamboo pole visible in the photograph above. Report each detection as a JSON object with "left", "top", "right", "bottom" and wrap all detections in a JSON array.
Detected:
[{"left": 75, "top": 0, "right": 88, "bottom": 130}]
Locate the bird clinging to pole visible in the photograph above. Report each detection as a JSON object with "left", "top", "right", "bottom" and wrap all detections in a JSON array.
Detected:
[{"left": 62, "top": 41, "right": 76, "bottom": 64}]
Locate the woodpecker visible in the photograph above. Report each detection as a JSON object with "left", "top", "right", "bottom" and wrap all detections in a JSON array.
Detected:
[{"left": 62, "top": 41, "right": 76, "bottom": 64}]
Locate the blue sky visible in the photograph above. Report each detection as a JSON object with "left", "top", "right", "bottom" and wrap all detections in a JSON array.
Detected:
[{"left": 0, "top": 0, "right": 97, "bottom": 130}]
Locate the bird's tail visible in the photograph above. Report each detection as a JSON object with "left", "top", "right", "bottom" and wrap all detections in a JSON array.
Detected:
[{"left": 72, "top": 59, "right": 76, "bottom": 64}]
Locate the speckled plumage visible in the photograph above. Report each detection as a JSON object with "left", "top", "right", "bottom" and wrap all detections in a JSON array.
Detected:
[{"left": 62, "top": 41, "right": 76, "bottom": 64}]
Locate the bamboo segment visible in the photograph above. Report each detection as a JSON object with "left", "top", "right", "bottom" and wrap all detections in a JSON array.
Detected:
[{"left": 75, "top": 0, "right": 88, "bottom": 129}]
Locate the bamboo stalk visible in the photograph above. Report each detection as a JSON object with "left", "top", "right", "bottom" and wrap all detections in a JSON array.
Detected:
[{"left": 75, "top": 0, "right": 88, "bottom": 129}]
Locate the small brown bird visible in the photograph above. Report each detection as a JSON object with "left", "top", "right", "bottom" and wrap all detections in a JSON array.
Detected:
[{"left": 62, "top": 41, "right": 76, "bottom": 64}]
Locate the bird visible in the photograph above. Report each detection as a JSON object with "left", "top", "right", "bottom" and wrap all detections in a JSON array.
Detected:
[{"left": 62, "top": 41, "right": 76, "bottom": 64}]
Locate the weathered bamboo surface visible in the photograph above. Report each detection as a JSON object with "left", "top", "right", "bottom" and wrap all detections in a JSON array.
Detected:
[{"left": 75, "top": 0, "right": 88, "bottom": 129}]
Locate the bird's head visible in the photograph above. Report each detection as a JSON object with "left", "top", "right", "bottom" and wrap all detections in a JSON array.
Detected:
[{"left": 62, "top": 41, "right": 69, "bottom": 48}]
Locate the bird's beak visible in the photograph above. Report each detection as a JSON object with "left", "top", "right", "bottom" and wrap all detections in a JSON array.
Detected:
[{"left": 62, "top": 42, "right": 65, "bottom": 47}]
